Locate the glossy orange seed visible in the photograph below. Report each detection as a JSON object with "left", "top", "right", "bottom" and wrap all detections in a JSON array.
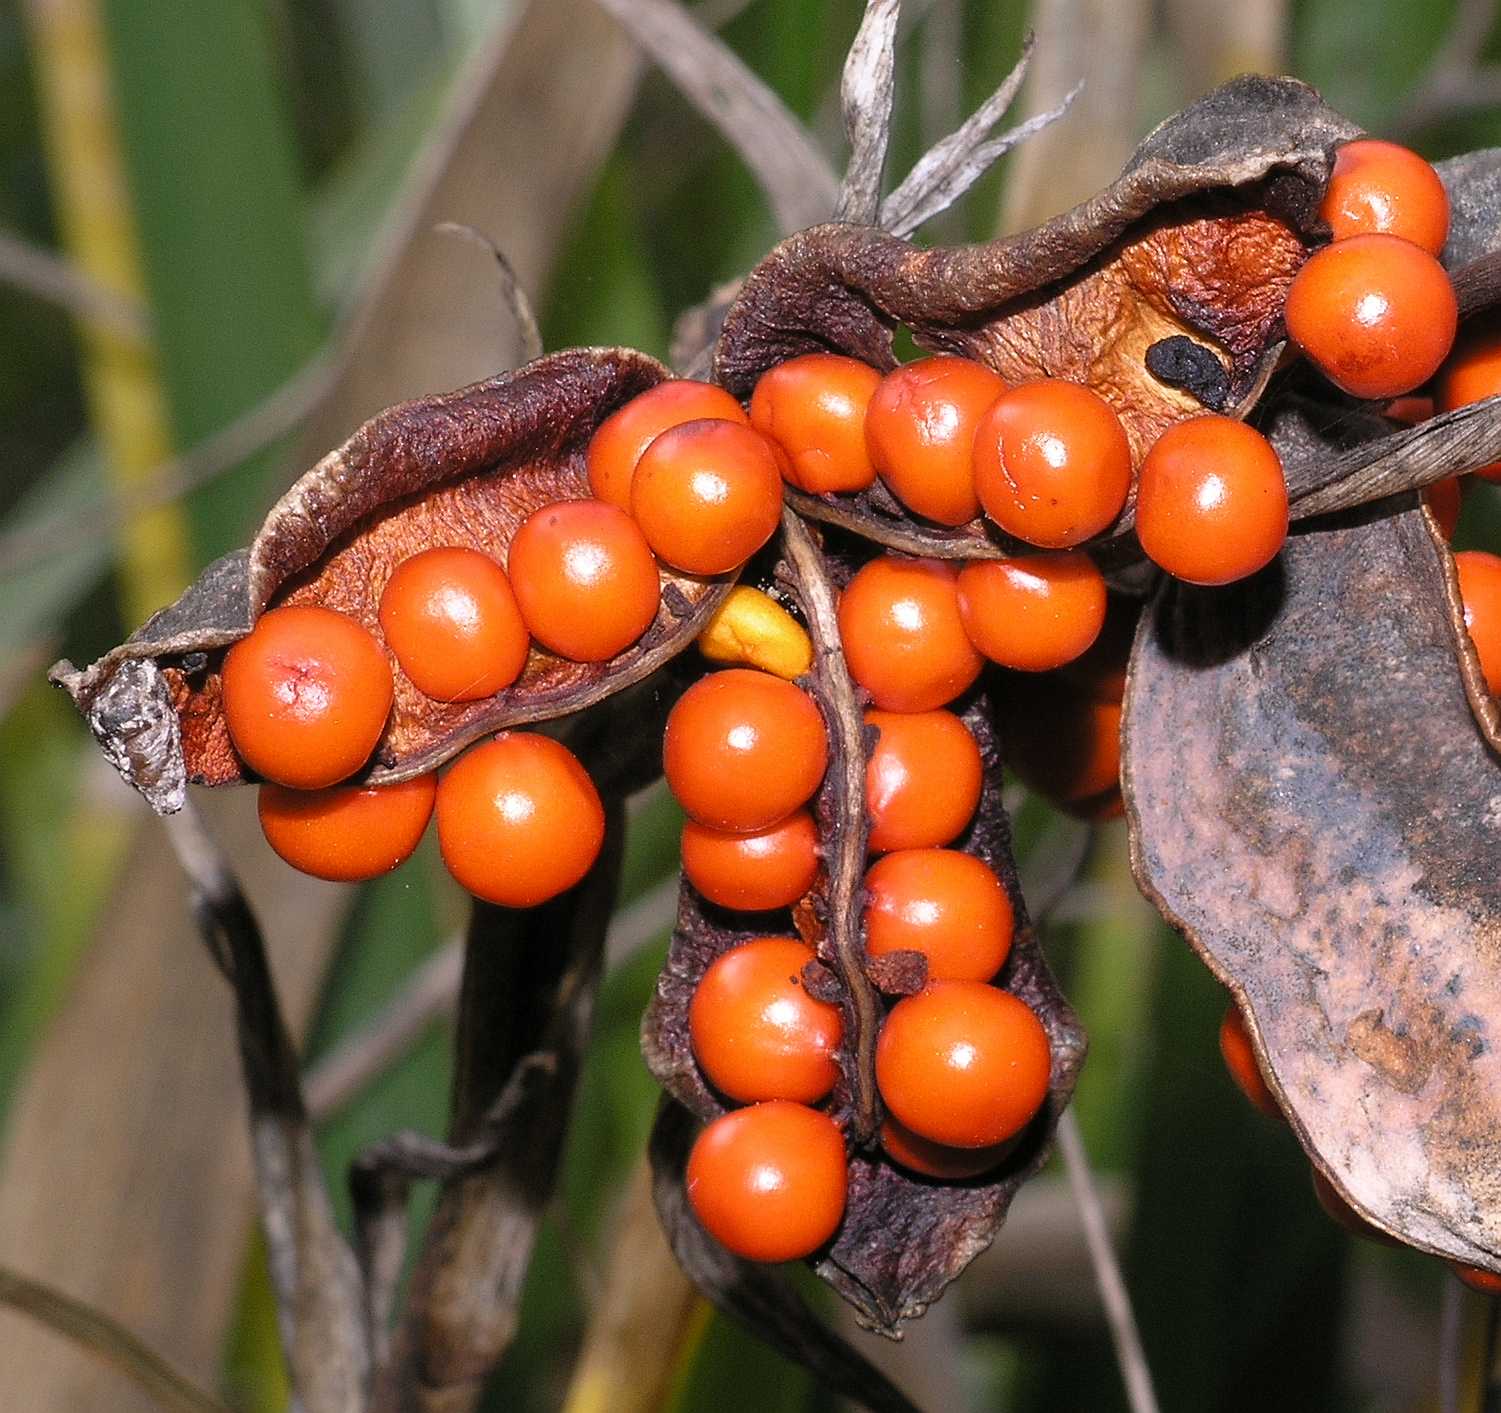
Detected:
[
  {"left": 973, "top": 379, "right": 1132, "bottom": 549},
  {"left": 1384, "top": 394, "right": 1435, "bottom": 425},
  {"left": 1056, "top": 593, "right": 1140, "bottom": 705},
  {"left": 1455, "top": 550, "right": 1501, "bottom": 694},
  {"left": 1436, "top": 316, "right": 1501, "bottom": 482},
  {"left": 1000, "top": 676, "right": 1121, "bottom": 807},
  {"left": 1452, "top": 1262, "right": 1501, "bottom": 1295},
  {"left": 1310, "top": 1168, "right": 1398, "bottom": 1246},
  {"left": 507, "top": 498, "right": 660, "bottom": 662},
  {"left": 222, "top": 604, "right": 393, "bottom": 790},
  {"left": 1284, "top": 233, "right": 1457, "bottom": 400},
  {"left": 631, "top": 418, "right": 784, "bottom": 575},
  {"left": 749, "top": 352, "right": 882, "bottom": 493},
  {"left": 864, "top": 355, "right": 1006, "bottom": 525},
  {"left": 838, "top": 557, "right": 983, "bottom": 713},
  {"left": 257, "top": 775, "right": 436, "bottom": 882},
  {"left": 879, "top": 1116, "right": 1014, "bottom": 1181},
  {"left": 688, "top": 937, "right": 842, "bottom": 1103},
  {"left": 1219, "top": 1003, "right": 1282, "bottom": 1118},
  {"left": 435, "top": 732, "right": 604, "bottom": 907},
  {"left": 864, "top": 708, "right": 983, "bottom": 852},
  {"left": 586, "top": 379, "right": 748, "bottom": 509},
  {"left": 1135, "top": 416, "right": 1289, "bottom": 586},
  {"left": 876, "top": 982, "right": 1051, "bottom": 1148},
  {"left": 1320, "top": 139, "right": 1449, "bottom": 256},
  {"left": 664, "top": 669, "right": 828, "bottom": 832},
  {"left": 680, "top": 810, "right": 820, "bottom": 911},
  {"left": 377, "top": 546, "right": 530, "bottom": 701},
  {"left": 864, "top": 848, "right": 1015, "bottom": 983},
  {"left": 686, "top": 1101, "right": 847, "bottom": 1263},
  {"left": 1425, "top": 477, "right": 1462, "bottom": 540},
  {"left": 957, "top": 553, "right": 1107, "bottom": 671}
]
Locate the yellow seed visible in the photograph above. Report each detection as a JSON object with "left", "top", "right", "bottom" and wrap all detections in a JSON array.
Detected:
[{"left": 697, "top": 586, "right": 812, "bottom": 680}]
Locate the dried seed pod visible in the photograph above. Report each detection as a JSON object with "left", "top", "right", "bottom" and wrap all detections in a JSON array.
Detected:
[
  {"left": 50, "top": 350, "right": 734, "bottom": 810},
  {"left": 714, "top": 76, "right": 1359, "bottom": 561},
  {"left": 642, "top": 522, "right": 1084, "bottom": 1333},
  {"left": 1123, "top": 499, "right": 1501, "bottom": 1272}
]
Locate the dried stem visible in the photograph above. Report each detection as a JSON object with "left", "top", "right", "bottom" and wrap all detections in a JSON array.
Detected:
[
  {"left": 559, "top": 1157, "right": 703, "bottom": 1413},
  {"left": 0, "top": 346, "right": 341, "bottom": 580},
  {"left": 160, "top": 802, "right": 368, "bottom": 1413},
  {"left": 371, "top": 807, "right": 625, "bottom": 1412},
  {"left": 0, "top": 1266, "right": 234, "bottom": 1413},
  {"left": 590, "top": 0, "right": 838, "bottom": 233},
  {"left": 1055, "top": 1110, "right": 1161, "bottom": 1413},
  {"left": 1440, "top": 1275, "right": 1499, "bottom": 1413},
  {"left": 1286, "top": 394, "right": 1501, "bottom": 520},
  {"left": 779, "top": 509, "right": 883, "bottom": 1144}
]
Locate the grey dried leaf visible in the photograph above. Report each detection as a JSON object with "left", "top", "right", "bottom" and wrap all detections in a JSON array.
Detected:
[
  {"left": 834, "top": 0, "right": 901, "bottom": 225},
  {"left": 592, "top": 0, "right": 837, "bottom": 233},
  {"left": 878, "top": 36, "right": 1067, "bottom": 238}
]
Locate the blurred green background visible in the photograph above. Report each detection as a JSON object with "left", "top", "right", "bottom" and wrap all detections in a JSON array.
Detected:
[{"left": 1, "top": 0, "right": 1498, "bottom": 1409}]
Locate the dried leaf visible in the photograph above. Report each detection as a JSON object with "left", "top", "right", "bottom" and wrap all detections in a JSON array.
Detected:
[
  {"left": 51, "top": 350, "right": 731, "bottom": 808},
  {"left": 1123, "top": 503, "right": 1501, "bottom": 1269},
  {"left": 591, "top": 0, "right": 837, "bottom": 235},
  {"left": 642, "top": 692, "right": 1085, "bottom": 1333},
  {"left": 713, "top": 75, "right": 1357, "bottom": 557},
  {"left": 374, "top": 789, "right": 627, "bottom": 1407}
]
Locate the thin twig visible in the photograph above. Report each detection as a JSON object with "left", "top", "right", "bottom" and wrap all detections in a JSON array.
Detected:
[
  {"left": 1, "top": 0, "right": 551, "bottom": 585},
  {"left": 1056, "top": 1109, "right": 1160, "bottom": 1413},
  {"left": 434, "top": 223, "right": 545, "bottom": 364},
  {"left": 371, "top": 808, "right": 625, "bottom": 1411},
  {"left": 0, "top": 1266, "right": 234, "bottom": 1413},
  {"left": 1441, "top": 1273, "right": 1465, "bottom": 1413},
  {"left": 305, "top": 939, "right": 466, "bottom": 1121},
  {"left": 834, "top": 0, "right": 901, "bottom": 224},
  {"left": 882, "top": 30, "right": 1031, "bottom": 235},
  {"left": 590, "top": 0, "right": 838, "bottom": 233},
  {"left": 161, "top": 802, "right": 368, "bottom": 1413},
  {"left": 559, "top": 1157, "right": 702, "bottom": 1413},
  {"left": 1440, "top": 1275, "right": 1500, "bottom": 1413},
  {"left": 1020, "top": 813, "right": 1098, "bottom": 925},
  {"left": 0, "top": 228, "right": 149, "bottom": 338}
]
